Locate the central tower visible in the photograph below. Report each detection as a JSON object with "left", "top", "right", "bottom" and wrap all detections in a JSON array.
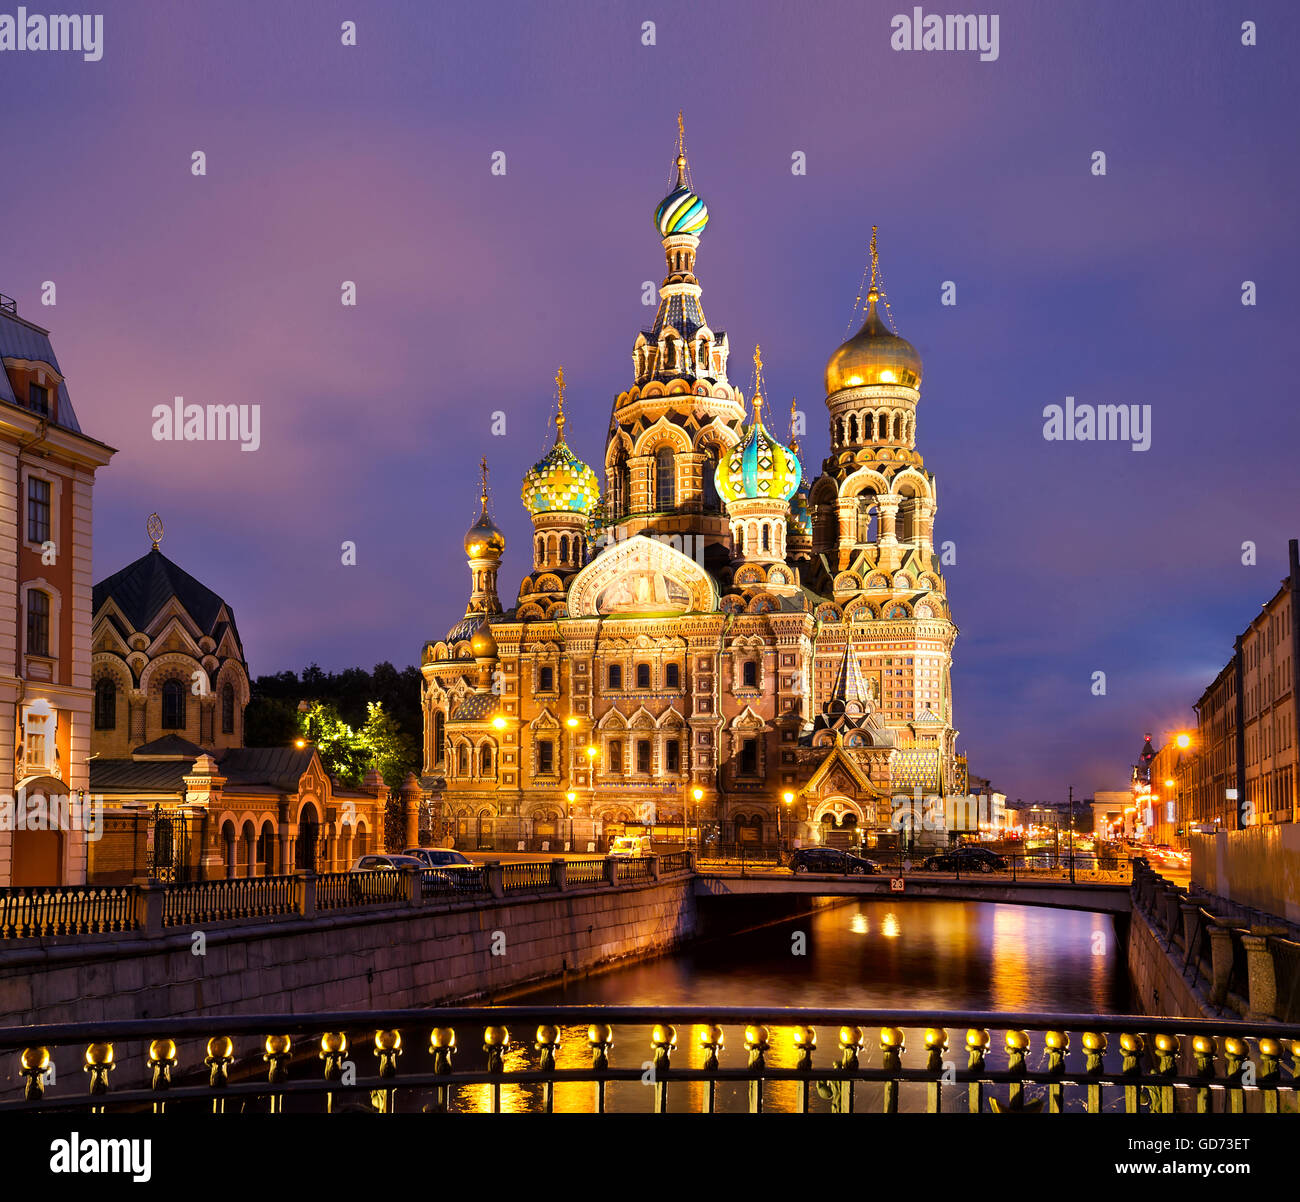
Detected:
[{"left": 600, "top": 114, "right": 745, "bottom": 563}]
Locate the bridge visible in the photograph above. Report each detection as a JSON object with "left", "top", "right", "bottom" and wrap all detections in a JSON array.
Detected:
[
  {"left": 695, "top": 870, "right": 1133, "bottom": 915},
  {"left": 1, "top": 1005, "right": 1296, "bottom": 1115}
]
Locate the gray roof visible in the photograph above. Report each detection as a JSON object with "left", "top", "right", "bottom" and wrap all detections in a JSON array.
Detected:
[
  {"left": 91, "top": 746, "right": 316, "bottom": 796},
  {"left": 0, "top": 305, "right": 81, "bottom": 433},
  {"left": 132, "top": 735, "right": 206, "bottom": 758}
]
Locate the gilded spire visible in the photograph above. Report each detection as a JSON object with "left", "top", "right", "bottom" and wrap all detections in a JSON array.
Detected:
[
  {"left": 554, "top": 365, "right": 566, "bottom": 442},
  {"left": 788, "top": 397, "right": 801, "bottom": 456},
  {"left": 479, "top": 456, "right": 490, "bottom": 508},
  {"left": 751, "top": 344, "right": 765, "bottom": 418},
  {"left": 675, "top": 110, "right": 687, "bottom": 185},
  {"left": 868, "top": 224, "right": 879, "bottom": 299}
]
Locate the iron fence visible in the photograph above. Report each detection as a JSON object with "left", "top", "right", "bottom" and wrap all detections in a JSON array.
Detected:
[
  {"left": 501, "top": 862, "right": 551, "bottom": 892},
  {"left": 161, "top": 875, "right": 300, "bottom": 927},
  {"left": 2, "top": 1006, "right": 1296, "bottom": 1115},
  {"left": 314, "top": 870, "right": 409, "bottom": 911},
  {"left": 0, "top": 884, "right": 137, "bottom": 939}
]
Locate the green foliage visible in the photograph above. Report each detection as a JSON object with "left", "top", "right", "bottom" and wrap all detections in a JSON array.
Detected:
[{"left": 246, "top": 663, "right": 422, "bottom": 790}]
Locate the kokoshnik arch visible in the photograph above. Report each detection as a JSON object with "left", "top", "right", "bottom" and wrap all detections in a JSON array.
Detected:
[{"left": 421, "top": 122, "right": 960, "bottom": 852}]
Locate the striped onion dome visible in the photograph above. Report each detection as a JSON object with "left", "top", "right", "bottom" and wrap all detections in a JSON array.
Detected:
[
  {"left": 654, "top": 155, "right": 709, "bottom": 237},
  {"left": 714, "top": 397, "right": 802, "bottom": 504},
  {"left": 789, "top": 482, "right": 813, "bottom": 537}
]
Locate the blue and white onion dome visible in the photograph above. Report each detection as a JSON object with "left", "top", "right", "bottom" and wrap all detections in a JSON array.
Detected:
[
  {"left": 654, "top": 154, "right": 709, "bottom": 238},
  {"left": 714, "top": 393, "right": 803, "bottom": 503}
]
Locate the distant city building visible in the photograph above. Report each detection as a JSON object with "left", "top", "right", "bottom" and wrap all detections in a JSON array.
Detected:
[
  {"left": 421, "top": 129, "right": 960, "bottom": 852},
  {"left": 1180, "top": 539, "right": 1299, "bottom": 835},
  {"left": 0, "top": 294, "right": 115, "bottom": 887}
]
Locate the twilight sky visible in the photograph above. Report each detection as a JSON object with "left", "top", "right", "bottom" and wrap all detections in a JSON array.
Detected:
[{"left": 5, "top": 0, "right": 1299, "bottom": 802}]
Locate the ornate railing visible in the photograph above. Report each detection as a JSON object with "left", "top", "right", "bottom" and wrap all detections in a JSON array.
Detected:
[
  {"left": 2, "top": 1006, "right": 1296, "bottom": 1114},
  {"left": 565, "top": 859, "right": 605, "bottom": 886},
  {"left": 314, "top": 870, "right": 410, "bottom": 911},
  {"left": 0, "top": 884, "right": 137, "bottom": 938},
  {"left": 0, "top": 854, "right": 696, "bottom": 940},
  {"left": 1132, "top": 860, "right": 1299, "bottom": 1023},
  {"left": 500, "top": 862, "right": 552, "bottom": 892},
  {"left": 161, "top": 875, "right": 300, "bottom": 927}
]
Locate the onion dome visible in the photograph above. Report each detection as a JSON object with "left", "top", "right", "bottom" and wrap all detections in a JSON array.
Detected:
[
  {"left": 521, "top": 368, "right": 600, "bottom": 516},
  {"left": 655, "top": 168, "right": 709, "bottom": 237},
  {"left": 789, "top": 482, "right": 813, "bottom": 538},
  {"left": 715, "top": 360, "right": 802, "bottom": 503},
  {"left": 825, "top": 228, "right": 921, "bottom": 394},
  {"left": 470, "top": 623, "right": 497, "bottom": 659},
  {"left": 464, "top": 458, "right": 505, "bottom": 557},
  {"left": 446, "top": 613, "right": 486, "bottom": 644}
]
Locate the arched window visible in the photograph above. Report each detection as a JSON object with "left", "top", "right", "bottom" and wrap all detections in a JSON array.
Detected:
[
  {"left": 434, "top": 711, "right": 446, "bottom": 765},
  {"left": 848, "top": 413, "right": 858, "bottom": 442},
  {"left": 458, "top": 743, "right": 469, "bottom": 776},
  {"left": 894, "top": 413, "right": 903, "bottom": 440},
  {"left": 559, "top": 535, "right": 569, "bottom": 563},
  {"left": 609, "top": 740, "right": 624, "bottom": 773},
  {"left": 655, "top": 448, "right": 675, "bottom": 510},
  {"left": 761, "top": 524, "right": 770, "bottom": 552},
  {"left": 25, "top": 589, "right": 49, "bottom": 656},
  {"left": 221, "top": 683, "right": 235, "bottom": 733},
  {"left": 636, "top": 663, "right": 651, "bottom": 689},
  {"left": 539, "top": 665, "right": 554, "bottom": 691},
  {"left": 162, "top": 679, "right": 185, "bottom": 729},
  {"left": 742, "top": 660, "right": 758, "bottom": 688},
  {"left": 94, "top": 678, "right": 116, "bottom": 730},
  {"left": 863, "top": 412, "right": 874, "bottom": 440},
  {"left": 480, "top": 743, "right": 494, "bottom": 776},
  {"left": 702, "top": 445, "right": 721, "bottom": 511},
  {"left": 665, "top": 663, "right": 680, "bottom": 689},
  {"left": 608, "top": 663, "right": 622, "bottom": 689}
]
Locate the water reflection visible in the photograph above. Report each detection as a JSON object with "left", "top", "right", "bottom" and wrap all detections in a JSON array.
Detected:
[{"left": 446, "top": 900, "right": 1131, "bottom": 1114}]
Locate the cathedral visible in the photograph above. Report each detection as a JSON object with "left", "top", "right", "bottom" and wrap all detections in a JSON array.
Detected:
[{"left": 421, "top": 126, "right": 959, "bottom": 853}]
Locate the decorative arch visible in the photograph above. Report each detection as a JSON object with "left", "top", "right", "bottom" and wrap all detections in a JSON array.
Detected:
[{"left": 839, "top": 467, "right": 891, "bottom": 500}]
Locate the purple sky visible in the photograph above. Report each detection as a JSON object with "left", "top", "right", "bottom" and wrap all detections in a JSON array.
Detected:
[{"left": 7, "top": 0, "right": 1299, "bottom": 801}]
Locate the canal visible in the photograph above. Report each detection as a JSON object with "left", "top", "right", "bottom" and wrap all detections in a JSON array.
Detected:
[{"left": 443, "top": 898, "right": 1133, "bottom": 1113}]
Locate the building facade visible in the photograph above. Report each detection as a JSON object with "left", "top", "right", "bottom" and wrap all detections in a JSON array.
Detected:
[
  {"left": 422, "top": 136, "right": 960, "bottom": 852},
  {"left": 0, "top": 294, "right": 115, "bottom": 886},
  {"left": 86, "top": 532, "right": 388, "bottom": 883}
]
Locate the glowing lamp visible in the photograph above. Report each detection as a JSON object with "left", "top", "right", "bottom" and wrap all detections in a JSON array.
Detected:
[
  {"left": 1175, "top": 733, "right": 1191, "bottom": 750},
  {"left": 491, "top": 716, "right": 507, "bottom": 730}
]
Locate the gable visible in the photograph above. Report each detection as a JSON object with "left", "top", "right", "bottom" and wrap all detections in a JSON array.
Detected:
[{"left": 567, "top": 534, "right": 717, "bottom": 618}]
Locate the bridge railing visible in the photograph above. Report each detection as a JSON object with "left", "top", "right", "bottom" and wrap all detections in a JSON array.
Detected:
[
  {"left": 0, "top": 854, "right": 696, "bottom": 941},
  {"left": 0, "top": 884, "right": 138, "bottom": 939},
  {"left": 1, "top": 1005, "right": 1295, "bottom": 1115},
  {"left": 1131, "top": 860, "right": 1300, "bottom": 1024}
]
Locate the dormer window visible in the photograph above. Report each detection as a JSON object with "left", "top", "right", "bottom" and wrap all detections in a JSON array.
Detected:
[{"left": 28, "top": 383, "right": 49, "bottom": 417}]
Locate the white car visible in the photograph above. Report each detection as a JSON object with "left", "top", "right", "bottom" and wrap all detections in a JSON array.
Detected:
[
  {"left": 609, "top": 836, "right": 652, "bottom": 858},
  {"left": 350, "top": 854, "right": 423, "bottom": 872}
]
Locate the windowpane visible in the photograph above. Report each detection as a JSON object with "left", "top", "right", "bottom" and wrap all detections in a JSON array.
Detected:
[
  {"left": 27, "top": 478, "right": 50, "bottom": 544},
  {"left": 25, "top": 590, "right": 49, "bottom": 656},
  {"left": 656, "top": 449, "right": 674, "bottom": 510},
  {"left": 636, "top": 663, "right": 650, "bottom": 689},
  {"left": 95, "top": 679, "right": 116, "bottom": 730},
  {"left": 162, "top": 679, "right": 185, "bottom": 729},
  {"left": 636, "top": 739, "right": 651, "bottom": 774}
]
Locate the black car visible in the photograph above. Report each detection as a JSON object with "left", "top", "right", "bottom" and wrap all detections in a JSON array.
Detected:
[
  {"left": 788, "top": 847, "right": 880, "bottom": 875},
  {"left": 922, "top": 846, "right": 1007, "bottom": 873}
]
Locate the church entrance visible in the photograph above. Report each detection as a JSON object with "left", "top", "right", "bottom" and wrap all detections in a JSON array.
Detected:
[{"left": 820, "top": 812, "right": 859, "bottom": 849}]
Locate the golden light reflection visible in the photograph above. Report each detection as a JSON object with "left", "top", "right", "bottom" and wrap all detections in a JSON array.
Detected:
[
  {"left": 881, "top": 912, "right": 901, "bottom": 938},
  {"left": 988, "top": 906, "right": 1031, "bottom": 1011},
  {"left": 851, "top": 912, "right": 870, "bottom": 935}
]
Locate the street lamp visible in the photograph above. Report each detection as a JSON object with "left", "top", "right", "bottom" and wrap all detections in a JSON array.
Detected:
[
  {"left": 782, "top": 791, "right": 794, "bottom": 854},
  {"left": 691, "top": 786, "right": 703, "bottom": 851},
  {"left": 566, "top": 791, "right": 576, "bottom": 851}
]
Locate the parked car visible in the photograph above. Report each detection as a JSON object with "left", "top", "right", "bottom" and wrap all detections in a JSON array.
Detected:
[
  {"left": 402, "top": 847, "right": 475, "bottom": 870},
  {"left": 922, "top": 846, "right": 1007, "bottom": 873},
  {"left": 347, "top": 853, "right": 424, "bottom": 901},
  {"left": 788, "top": 847, "right": 880, "bottom": 875},
  {"left": 350, "top": 854, "right": 424, "bottom": 872},
  {"left": 610, "top": 835, "right": 653, "bottom": 858}
]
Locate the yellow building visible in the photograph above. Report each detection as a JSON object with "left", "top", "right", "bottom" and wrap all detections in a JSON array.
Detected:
[{"left": 422, "top": 131, "right": 960, "bottom": 852}]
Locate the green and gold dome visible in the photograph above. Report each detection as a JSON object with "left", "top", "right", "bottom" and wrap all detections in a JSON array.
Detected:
[
  {"left": 521, "top": 369, "right": 600, "bottom": 516},
  {"left": 715, "top": 354, "right": 802, "bottom": 504}
]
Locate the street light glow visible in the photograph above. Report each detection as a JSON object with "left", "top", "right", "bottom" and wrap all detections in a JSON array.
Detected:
[
  {"left": 491, "top": 715, "right": 507, "bottom": 730},
  {"left": 1175, "top": 732, "right": 1191, "bottom": 750}
]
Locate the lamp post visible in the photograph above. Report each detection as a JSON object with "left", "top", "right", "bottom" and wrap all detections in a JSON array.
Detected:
[
  {"left": 781, "top": 791, "right": 794, "bottom": 856},
  {"left": 566, "top": 791, "right": 575, "bottom": 852},
  {"left": 692, "top": 786, "right": 703, "bottom": 852},
  {"left": 585, "top": 743, "right": 598, "bottom": 849}
]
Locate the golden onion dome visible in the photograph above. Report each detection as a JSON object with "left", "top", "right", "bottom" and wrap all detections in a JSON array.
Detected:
[
  {"left": 470, "top": 623, "right": 497, "bottom": 659},
  {"left": 464, "top": 501, "right": 505, "bottom": 558},
  {"left": 825, "top": 287, "right": 922, "bottom": 395}
]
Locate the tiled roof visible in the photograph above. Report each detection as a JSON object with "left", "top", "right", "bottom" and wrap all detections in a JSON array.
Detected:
[
  {"left": 450, "top": 694, "right": 496, "bottom": 721},
  {"left": 90, "top": 759, "right": 188, "bottom": 792},
  {"left": 93, "top": 549, "right": 243, "bottom": 654},
  {"left": 132, "top": 735, "right": 205, "bottom": 758},
  {"left": 0, "top": 306, "right": 82, "bottom": 433}
]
